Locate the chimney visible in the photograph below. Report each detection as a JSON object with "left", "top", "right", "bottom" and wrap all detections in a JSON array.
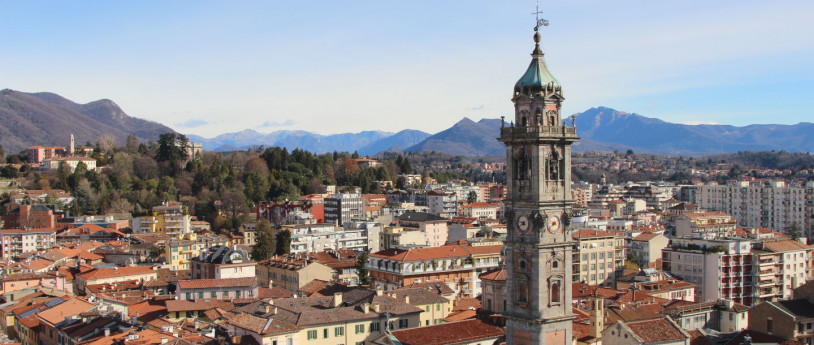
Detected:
[
  {"left": 363, "top": 302, "right": 370, "bottom": 314},
  {"left": 104, "top": 329, "right": 110, "bottom": 337},
  {"left": 376, "top": 286, "right": 383, "bottom": 296},
  {"left": 161, "top": 337, "right": 168, "bottom": 344},
  {"left": 374, "top": 303, "right": 381, "bottom": 313},
  {"left": 404, "top": 295, "right": 410, "bottom": 305},
  {"left": 333, "top": 292, "right": 343, "bottom": 307},
  {"left": 589, "top": 297, "right": 604, "bottom": 339}
]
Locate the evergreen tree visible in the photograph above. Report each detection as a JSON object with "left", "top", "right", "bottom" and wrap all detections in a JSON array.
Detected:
[
  {"left": 275, "top": 229, "right": 292, "bottom": 255},
  {"left": 251, "top": 219, "right": 276, "bottom": 261},
  {"left": 466, "top": 191, "right": 478, "bottom": 204},
  {"left": 355, "top": 252, "right": 370, "bottom": 285}
]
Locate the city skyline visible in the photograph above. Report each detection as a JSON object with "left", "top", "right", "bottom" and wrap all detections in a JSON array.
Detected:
[{"left": 2, "top": 1, "right": 812, "bottom": 138}]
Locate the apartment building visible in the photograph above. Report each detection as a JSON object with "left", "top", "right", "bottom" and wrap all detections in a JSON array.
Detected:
[
  {"left": 2, "top": 205, "right": 56, "bottom": 230},
  {"left": 190, "top": 245, "right": 255, "bottom": 280},
  {"left": 675, "top": 212, "right": 738, "bottom": 238},
  {"left": 132, "top": 202, "right": 191, "bottom": 234},
  {"left": 283, "top": 223, "right": 369, "bottom": 254},
  {"left": 394, "top": 212, "right": 449, "bottom": 248},
  {"left": 255, "top": 255, "right": 334, "bottom": 292},
  {"left": 367, "top": 242, "right": 502, "bottom": 297},
  {"left": 458, "top": 202, "right": 500, "bottom": 219},
  {"left": 324, "top": 193, "right": 365, "bottom": 227},
  {"left": 629, "top": 233, "right": 670, "bottom": 266},
  {"left": 571, "top": 229, "right": 626, "bottom": 287},
  {"left": 692, "top": 180, "right": 814, "bottom": 239},
  {"left": 751, "top": 239, "right": 812, "bottom": 303},
  {"left": 662, "top": 237, "right": 755, "bottom": 305},
  {"left": 165, "top": 233, "right": 230, "bottom": 271},
  {"left": 0, "top": 228, "right": 57, "bottom": 258},
  {"left": 427, "top": 190, "right": 457, "bottom": 218},
  {"left": 176, "top": 277, "right": 258, "bottom": 300}
]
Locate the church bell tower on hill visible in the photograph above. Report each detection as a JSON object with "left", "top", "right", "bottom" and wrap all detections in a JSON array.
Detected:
[{"left": 498, "top": 12, "right": 578, "bottom": 345}]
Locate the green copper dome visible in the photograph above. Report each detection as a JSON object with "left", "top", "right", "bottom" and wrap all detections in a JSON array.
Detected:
[{"left": 514, "top": 31, "right": 561, "bottom": 93}]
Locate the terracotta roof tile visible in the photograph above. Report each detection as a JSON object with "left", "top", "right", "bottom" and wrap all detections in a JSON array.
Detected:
[
  {"left": 389, "top": 319, "right": 504, "bottom": 345},
  {"left": 77, "top": 266, "right": 156, "bottom": 281},
  {"left": 227, "top": 313, "right": 300, "bottom": 335},
  {"left": 624, "top": 318, "right": 687, "bottom": 343},
  {"left": 177, "top": 277, "right": 257, "bottom": 290}
]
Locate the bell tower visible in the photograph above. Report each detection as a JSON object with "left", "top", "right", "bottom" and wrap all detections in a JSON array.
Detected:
[{"left": 498, "top": 11, "right": 578, "bottom": 345}]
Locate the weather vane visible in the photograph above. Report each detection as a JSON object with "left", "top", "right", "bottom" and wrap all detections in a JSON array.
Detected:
[{"left": 533, "top": 0, "right": 550, "bottom": 31}]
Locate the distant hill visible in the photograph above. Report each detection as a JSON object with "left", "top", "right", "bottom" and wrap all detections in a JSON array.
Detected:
[
  {"left": 574, "top": 107, "right": 814, "bottom": 155},
  {"left": 0, "top": 89, "right": 174, "bottom": 153},
  {"left": 406, "top": 118, "right": 504, "bottom": 156},
  {"left": 188, "top": 129, "right": 395, "bottom": 154},
  {"left": 358, "top": 129, "right": 430, "bottom": 156}
]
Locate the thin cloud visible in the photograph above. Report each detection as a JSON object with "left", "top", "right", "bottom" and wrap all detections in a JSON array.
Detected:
[
  {"left": 467, "top": 105, "right": 485, "bottom": 111},
  {"left": 261, "top": 119, "right": 297, "bottom": 127},
  {"left": 175, "top": 119, "right": 209, "bottom": 128}
]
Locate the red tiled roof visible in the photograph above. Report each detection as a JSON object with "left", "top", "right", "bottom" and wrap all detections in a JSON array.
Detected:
[
  {"left": 633, "top": 233, "right": 662, "bottom": 242},
  {"left": 369, "top": 243, "right": 501, "bottom": 262},
  {"left": 389, "top": 319, "right": 504, "bottom": 345},
  {"left": 177, "top": 277, "right": 257, "bottom": 290},
  {"left": 479, "top": 268, "right": 507, "bottom": 281},
  {"left": 165, "top": 299, "right": 234, "bottom": 312},
  {"left": 625, "top": 318, "right": 687, "bottom": 343},
  {"left": 572, "top": 229, "right": 622, "bottom": 239},
  {"left": 76, "top": 266, "right": 156, "bottom": 281}
]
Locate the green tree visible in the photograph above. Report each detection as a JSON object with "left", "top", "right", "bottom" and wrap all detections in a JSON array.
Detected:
[
  {"left": 788, "top": 222, "right": 802, "bottom": 241},
  {"left": 466, "top": 191, "right": 478, "bottom": 204},
  {"left": 251, "top": 219, "right": 276, "bottom": 261},
  {"left": 275, "top": 229, "right": 292, "bottom": 255},
  {"left": 355, "top": 252, "right": 370, "bottom": 285},
  {"left": 625, "top": 252, "right": 641, "bottom": 270},
  {"left": 0, "top": 144, "right": 4, "bottom": 162}
]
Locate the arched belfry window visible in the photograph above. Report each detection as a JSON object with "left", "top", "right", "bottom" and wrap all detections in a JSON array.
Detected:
[
  {"left": 517, "top": 279, "right": 529, "bottom": 304},
  {"left": 535, "top": 109, "right": 542, "bottom": 125},
  {"left": 551, "top": 281, "right": 561, "bottom": 304}
]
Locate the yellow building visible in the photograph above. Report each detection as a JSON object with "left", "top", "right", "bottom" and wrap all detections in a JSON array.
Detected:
[
  {"left": 391, "top": 288, "right": 451, "bottom": 326},
  {"left": 133, "top": 202, "right": 191, "bottom": 234},
  {"left": 248, "top": 289, "right": 422, "bottom": 345},
  {"left": 572, "top": 229, "right": 626, "bottom": 287},
  {"left": 165, "top": 233, "right": 230, "bottom": 271}
]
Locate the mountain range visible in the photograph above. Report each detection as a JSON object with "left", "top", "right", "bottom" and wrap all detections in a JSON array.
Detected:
[
  {"left": 0, "top": 89, "right": 174, "bottom": 153},
  {"left": 2, "top": 90, "right": 812, "bottom": 157}
]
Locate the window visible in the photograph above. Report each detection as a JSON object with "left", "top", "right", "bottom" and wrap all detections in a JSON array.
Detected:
[
  {"left": 370, "top": 322, "right": 380, "bottom": 332},
  {"left": 307, "top": 330, "right": 317, "bottom": 340},
  {"left": 211, "top": 291, "right": 216, "bottom": 298},
  {"left": 767, "top": 318, "right": 773, "bottom": 333},
  {"left": 185, "top": 293, "right": 191, "bottom": 300},
  {"left": 436, "top": 304, "right": 440, "bottom": 311},
  {"left": 335, "top": 326, "right": 344, "bottom": 336},
  {"left": 198, "top": 292, "right": 203, "bottom": 298},
  {"left": 324, "top": 328, "right": 329, "bottom": 338},
  {"left": 551, "top": 282, "right": 560, "bottom": 303},
  {"left": 425, "top": 306, "right": 430, "bottom": 312},
  {"left": 399, "top": 319, "right": 408, "bottom": 328}
]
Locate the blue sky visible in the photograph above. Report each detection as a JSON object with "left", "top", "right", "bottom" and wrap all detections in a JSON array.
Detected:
[{"left": 2, "top": 1, "right": 812, "bottom": 137}]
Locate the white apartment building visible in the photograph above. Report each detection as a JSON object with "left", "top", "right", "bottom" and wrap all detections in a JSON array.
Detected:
[
  {"left": 693, "top": 180, "right": 814, "bottom": 239},
  {"left": 284, "top": 223, "right": 369, "bottom": 254},
  {"left": 0, "top": 228, "right": 58, "bottom": 258},
  {"left": 426, "top": 190, "right": 457, "bottom": 218}
]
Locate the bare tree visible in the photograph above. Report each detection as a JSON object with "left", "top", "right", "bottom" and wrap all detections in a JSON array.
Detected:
[{"left": 97, "top": 134, "right": 117, "bottom": 154}]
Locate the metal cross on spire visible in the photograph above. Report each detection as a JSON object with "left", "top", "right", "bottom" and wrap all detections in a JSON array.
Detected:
[{"left": 533, "top": 0, "right": 550, "bottom": 31}]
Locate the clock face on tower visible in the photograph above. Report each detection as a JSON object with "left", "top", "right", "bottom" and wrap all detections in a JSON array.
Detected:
[
  {"left": 518, "top": 215, "right": 530, "bottom": 232},
  {"left": 547, "top": 214, "right": 561, "bottom": 233}
]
